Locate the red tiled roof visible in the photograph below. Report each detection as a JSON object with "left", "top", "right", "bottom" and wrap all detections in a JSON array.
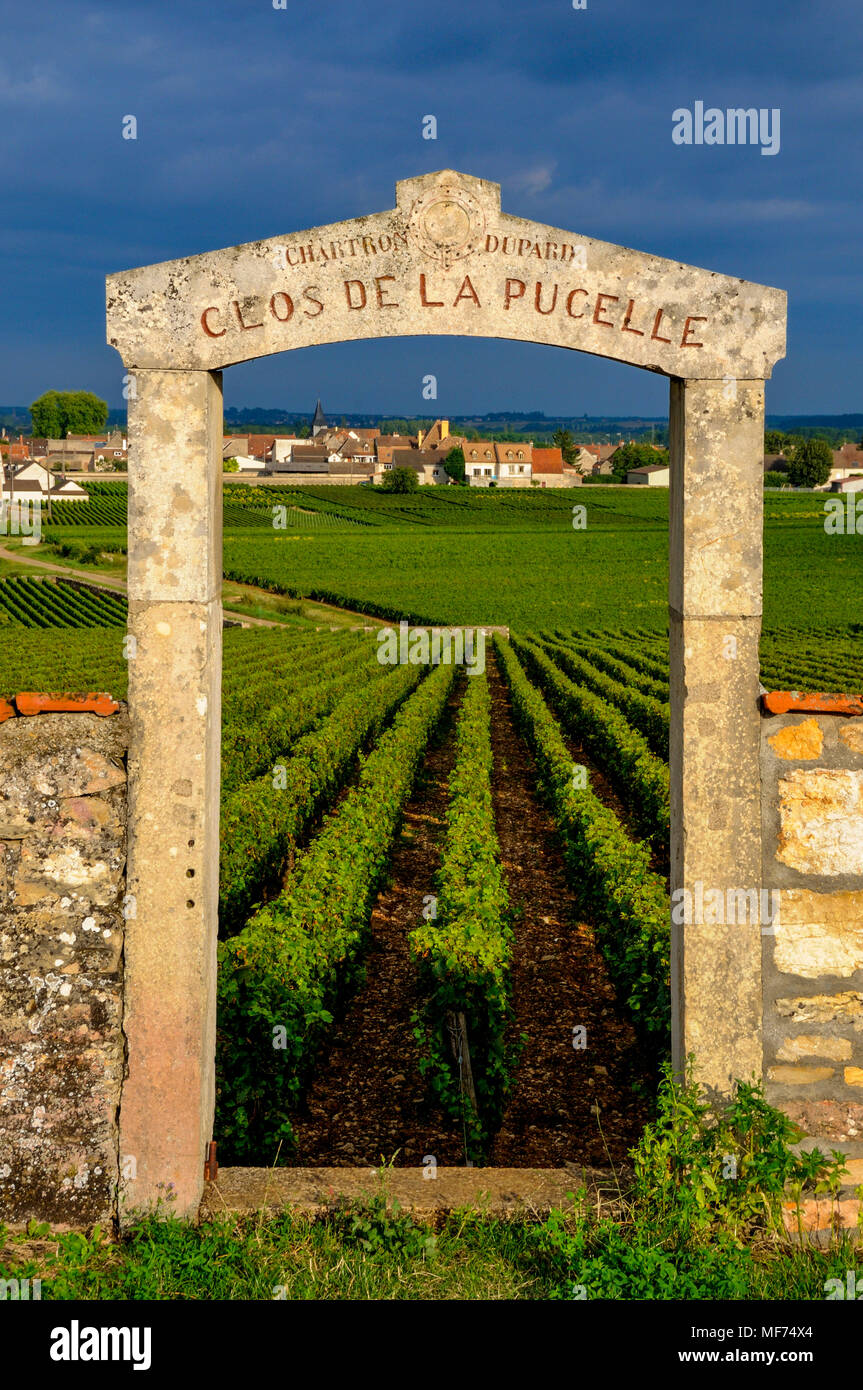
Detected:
[
  {"left": 532, "top": 447, "right": 564, "bottom": 474},
  {"left": 246, "top": 435, "right": 276, "bottom": 459}
]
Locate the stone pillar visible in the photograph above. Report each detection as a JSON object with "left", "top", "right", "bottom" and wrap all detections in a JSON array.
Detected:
[
  {"left": 668, "top": 377, "right": 765, "bottom": 1096},
  {"left": 120, "top": 368, "right": 223, "bottom": 1221}
]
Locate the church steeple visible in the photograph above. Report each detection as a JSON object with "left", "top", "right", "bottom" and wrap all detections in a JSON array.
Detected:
[{"left": 311, "top": 399, "right": 328, "bottom": 437}]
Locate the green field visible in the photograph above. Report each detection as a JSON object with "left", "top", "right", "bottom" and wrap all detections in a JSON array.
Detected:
[
  {"left": 4, "top": 478, "right": 862, "bottom": 1299},
  {"left": 2, "top": 481, "right": 861, "bottom": 690},
  {"left": 220, "top": 489, "right": 862, "bottom": 637}
]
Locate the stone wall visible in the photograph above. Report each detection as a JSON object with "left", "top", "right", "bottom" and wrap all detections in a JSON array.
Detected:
[
  {"left": 761, "top": 692, "right": 863, "bottom": 1228},
  {"left": 0, "top": 697, "right": 127, "bottom": 1227}
]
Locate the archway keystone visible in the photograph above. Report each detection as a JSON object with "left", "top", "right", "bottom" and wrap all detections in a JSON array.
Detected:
[{"left": 107, "top": 169, "right": 787, "bottom": 1218}]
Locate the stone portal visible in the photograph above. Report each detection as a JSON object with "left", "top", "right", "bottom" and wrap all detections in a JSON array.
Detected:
[{"left": 106, "top": 169, "right": 787, "bottom": 1218}]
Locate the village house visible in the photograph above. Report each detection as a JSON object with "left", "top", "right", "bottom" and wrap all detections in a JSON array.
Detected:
[
  {"left": 589, "top": 440, "right": 628, "bottom": 476},
  {"left": 1, "top": 461, "right": 88, "bottom": 502},
  {"left": 829, "top": 442, "right": 863, "bottom": 486},
  {"left": 44, "top": 437, "right": 95, "bottom": 472},
  {"left": 627, "top": 463, "right": 670, "bottom": 486},
  {"left": 572, "top": 446, "right": 597, "bottom": 473},
  {"left": 222, "top": 435, "right": 249, "bottom": 461},
  {"left": 80, "top": 430, "right": 127, "bottom": 467},
  {"left": 464, "top": 439, "right": 500, "bottom": 483},
  {"left": 532, "top": 446, "right": 582, "bottom": 487},
  {"left": 269, "top": 437, "right": 307, "bottom": 465},
  {"left": 8, "top": 439, "right": 31, "bottom": 466},
  {"left": 387, "top": 447, "right": 449, "bottom": 485},
  {"left": 6, "top": 460, "right": 54, "bottom": 490},
  {"left": 246, "top": 435, "right": 277, "bottom": 465},
  {"left": 326, "top": 431, "right": 376, "bottom": 466}
]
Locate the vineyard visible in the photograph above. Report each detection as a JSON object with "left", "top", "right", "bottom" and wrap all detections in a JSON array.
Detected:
[
  {"left": 2, "top": 483, "right": 862, "bottom": 1170},
  {"left": 0, "top": 575, "right": 127, "bottom": 628},
  {"left": 207, "top": 624, "right": 667, "bottom": 1166}
]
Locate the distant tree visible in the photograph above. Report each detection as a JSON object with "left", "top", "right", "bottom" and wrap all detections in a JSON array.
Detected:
[
  {"left": 611, "top": 442, "right": 669, "bottom": 484},
  {"left": 552, "top": 428, "right": 578, "bottom": 467},
  {"left": 30, "top": 390, "right": 108, "bottom": 438},
  {"left": 765, "top": 429, "right": 798, "bottom": 455},
  {"left": 379, "top": 418, "right": 422, "bottom": 437},
  {"left": 764, "top": 471, "right": 790, "bottom": 488},
  {"left": 62, "top": 391, "right": 109, "bottom": 435},
  {"left": 443, "top": 445, "right": 465, "bottom": 483},
  {"left": 788, "top": 437, "right": 833, "bottom": 489},
  {"left": 29, "top": 390, "right": 65, "bottom": 438},
  {"left": 379, "top": 466, "right": 419, "bottom": 493},
  {"left": 223, "top": 457, "right": 240, "bottom": 473}
]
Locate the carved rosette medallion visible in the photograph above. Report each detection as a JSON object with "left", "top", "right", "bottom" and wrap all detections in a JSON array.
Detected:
[{"left": 407, "top": 181, "right": 486, "bottom": 269}]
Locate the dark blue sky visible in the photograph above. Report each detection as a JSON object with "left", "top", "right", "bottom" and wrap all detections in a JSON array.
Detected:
[{"left": 1, "top": 0, "right": 860, "bottom": 417}]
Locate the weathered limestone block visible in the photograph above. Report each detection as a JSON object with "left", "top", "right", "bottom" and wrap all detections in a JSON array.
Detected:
[
  {"left": 776, "top": 769, "right": 863, "bottom": 876},
  {"left": 0, "top": 710, "right": 128, "bottom": 1226},
  {"left": 768, "top": 1065, "right": 836, "bottom": 1085},
  {"left": 768, "top": 718, "right": 824, "bottom": 761},
  {"left": 669, "top": 379, "right": 765, "bottom": 619},
  {"left": 839, "top": 723, "right": 863, "bottom": 755},
  {"left": 776, "top": 992, "right": 863, "bottom": 1028},
  {"left": 776, "top": 1034, "right": 852, "bottom": 1062},
  {"left": 772, "top": 890, "right": 863, "bottom": 978}
]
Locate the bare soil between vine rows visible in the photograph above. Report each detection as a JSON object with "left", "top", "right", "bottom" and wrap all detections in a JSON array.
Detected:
[{"left": 284, "top": 653, "right": 653, "bottom": 1168}]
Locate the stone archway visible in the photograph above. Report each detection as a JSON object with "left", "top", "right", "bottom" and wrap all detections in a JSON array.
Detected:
[{"left": 106, "top": 169, "right": 787, "bottom": 1217}]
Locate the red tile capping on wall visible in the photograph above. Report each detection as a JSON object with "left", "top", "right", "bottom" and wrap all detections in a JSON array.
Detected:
[
  {"left": 12, "top": 692, "right": 120, "bottom": 717},
  {"left": 762, "top": 691, "right": 863, "bottom": 717},
  {"left": 0, "top": 698, "right": 15, "bottom": 723}
]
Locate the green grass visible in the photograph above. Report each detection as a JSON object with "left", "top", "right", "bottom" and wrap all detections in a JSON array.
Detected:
[
  {"left": 3, "top": 1072, "right": 860, "bottom": 1301},
  {"left": 2, "top": 1206, "right": 858, "bottom": 1301}
]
